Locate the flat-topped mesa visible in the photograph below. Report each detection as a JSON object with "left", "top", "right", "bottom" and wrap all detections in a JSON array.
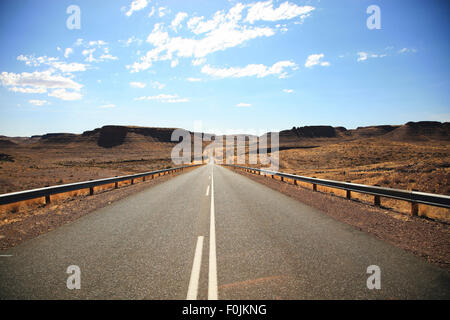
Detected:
[
  {"left": 81, "top": 125, "right": 184, "bottom": 148},
  {"left": 350, "top": 125, "right": 399, "bottom": 138},
  {"left": 280, "top": 125, "right": 341, "bottom": 139},
  {"left": 40, "top": 133, "right": 79, "bottom": 144},
  {"left": 384, "top": 121, "right": 450, "bottom": 141}
]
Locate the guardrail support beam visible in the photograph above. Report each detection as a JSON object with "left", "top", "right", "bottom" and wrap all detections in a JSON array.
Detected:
[
  {"left": 114, "top": 182, "right": 118, "bottom": 189},
  {"left": 374, "top": 195, "right": 381, "bottom": 206},
  {"left": 411, "top": 202, "right": 419, "bottom": 216},
  {"left": 312, "top": 184, "right": 317, "bottom": 191},
  {"left": 89, "top": 187, "right": 94, "bottom": 196},
  {"left": 45, "top": 195, "right": 51, "bottom": 205},
  {"left": 346, "top": 190, "right": 351, "bottom": 199}
]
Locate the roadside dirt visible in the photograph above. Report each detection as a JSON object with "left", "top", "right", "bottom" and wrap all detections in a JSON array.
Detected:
[{"left": 228, "top": 167, "right": 450, "bottom": 272}]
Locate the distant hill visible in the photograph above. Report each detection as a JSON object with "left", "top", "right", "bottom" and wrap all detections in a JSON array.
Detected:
[
  {"left": 0, "top": 139, "right": 16, "bottom": 147},
  {"left": 29, "top": 126, "right": 188, "bottom": 148},
  {"left": 349, "top": 125, "right": 400, "bottom": 138},
  {"left": 277, "top": 122, "right": 448, "bottom": 145},
  {"left": 0, "top": 122, "right": 448, "bottom": 150},
  {"left": 383, "top": 121, "right": 450, "bottom": 141}
]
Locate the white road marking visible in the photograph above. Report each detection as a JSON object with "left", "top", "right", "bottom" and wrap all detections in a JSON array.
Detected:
[
  {"left": 208, "top": 166, "right": 218, "bottom": 300},
  {"left": 0, "top": 255, "right": 12, "bottom": 257},
  {"left": 186, "top": 236, "right": 204, "bottom": 300},
  {"left": 206, "top": 185, "right": 210, "bottom": 196}
]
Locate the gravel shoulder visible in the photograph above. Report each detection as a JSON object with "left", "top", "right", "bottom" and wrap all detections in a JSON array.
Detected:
[{"left": 226, "top": 166, "right": 450, "bottom": 272}]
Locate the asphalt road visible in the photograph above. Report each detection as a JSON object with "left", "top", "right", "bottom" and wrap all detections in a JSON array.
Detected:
[{"left": 0, "top": 163, "right": 449, "bottom": 299}]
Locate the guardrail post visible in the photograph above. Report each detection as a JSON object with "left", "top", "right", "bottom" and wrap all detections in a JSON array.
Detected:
[
  {"left": 89, "top": 187, "right": 94, "bottom": 196},
  {"left": 143, "top": 176, "right": 146, "bottom": 182},
  {"left": 374, "top": 195, "right": 380, "bottom": 206},
  {"left": 114, "top": 182, "right": 118, "bottom": 189},
  {"left": 294, "top": 180, "right": 298, "bottom": 186},
  {"left": 346, "top": 190, "right": 351, "bottom": 199},
  {"left": 312, "top": 184, "right": 317, "bottom": 191},
  {"left": 281, "top": 176, "right": 284, "bottom": 182},
  {"left": 45, "top": 195, "right": 51, "bottom": 205},
  {"left": 411, "top": 202, "right": 419, "bottom": 216}
]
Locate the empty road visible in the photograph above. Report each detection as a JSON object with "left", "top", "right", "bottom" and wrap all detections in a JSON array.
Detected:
[{"left": 0, "top": 163, "right": 449, "bottom": 299}]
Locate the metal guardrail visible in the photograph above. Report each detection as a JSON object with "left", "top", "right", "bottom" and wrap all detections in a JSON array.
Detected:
[
  {"left": 0, "top": 164, "right": 203, "bottom": 206},
  {"left": 223, "top": 164, "right": 450, "bottom": 215}
]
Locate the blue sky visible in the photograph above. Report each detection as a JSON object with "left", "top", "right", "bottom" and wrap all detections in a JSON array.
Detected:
[{"left": 0, "top": 0, "right": 449, "bottom": 136}]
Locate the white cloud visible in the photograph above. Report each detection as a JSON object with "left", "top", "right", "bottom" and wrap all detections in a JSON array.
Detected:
[
  {"left": 148, "top": 6, "right": 155, "bottom": 17},
  {"left": 134, "top": 93, "right": 188, "bottom": 103},
  {"left": 0, "top": 70, "right": 83, "bottom": 91},
  {"left": 187, "top": 77, "right": 201, "bottom": 82},
  {"left": 171, "top": 12, "right": 188, "bottom": 32},
  {"left": 0, "top": 70, "right": 83, "bottom": 101},
  {"left": 126, "top": 0, "right": 148, "bottom": 17},
  {"left": 166, "top": 98, "right": 189, "bottom": 103},
  {"left": 150, "top": 80, "right": 165, "bottom": 89},
  {"left": 74, "top": 38, "right": 84, "bottom": 47},
  {"left": 236, "top": 102, "right": 251, "bottom": 107},
  {"left": 128, "top": 3, "right": 277, "bottom": 72},
  {"left": 357, "top": 51, "right": 387, "bottom": 62},
  {"left": 283, "top": 89, "right": 293, "bottom": 93},
  {"left": 10, "top": 86, "right": 47, "bottom": 94},
  {"left": 158, "top": 7, "right": 168, "bottom": 18},
  {"left": 130, "top": 81, "right": 146, "bottom": 88},
  {"left": 99, "top": 54, "right": 118, "bottom": 60},
  {"left": 29, "top": 99, "right": 48, "bottom": 106},
  {"left": 17, "top": 55, "right": 58, "bottom": 67},
  {"left": 54, "top": 62, "right": 87, "bottom": 72},
  {"left": 82, "top": 48, "right": 96, "bottom": 62},
  {"left": 305, "top": 54, "right": 330, "bottom": 68},
  {"left": 48, "top": 88, "right": 82, "bottom": 101},
  {"left": 82, "top": 47, "right": 117, "bottom": 62},
  {"left": 99, "top": 104, "right": 115, "bottom": 108},
  {"left": 192, "top": 58, "right": 206, "bottom": 66},
  {"left": 64, "top": 48, "right": 73, "bottom": 58},
  {"left": 201, "top": 60, "right": 297, "bottom": 79},
  {"left": 88, "top": 40, "right": 107, "bottom": 47},
  {"left": 17, "top": 54, "right": 87, "bottom": 72},
  {"left": 170, "top": 59, "right": 179, "bottom": 68},
  {"left": 398, "top": 47, "right": 417, "bottom": 54},
  {"left": 245, "top": 1, "right": 315, "bottom": 24},
  {"left": 357, "top": 52, "right": 368, "bottom": 62},
  {"left": 121, "top": 36, "right": 143, "bottom": 46}
]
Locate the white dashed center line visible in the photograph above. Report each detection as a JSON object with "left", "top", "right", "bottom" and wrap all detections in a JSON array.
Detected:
[
  {"left": 186, "top": 236, "right": 204, "bottom": 300},
  {"left": 208, "top": 166, "right": 218, "bottom": 300}
]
